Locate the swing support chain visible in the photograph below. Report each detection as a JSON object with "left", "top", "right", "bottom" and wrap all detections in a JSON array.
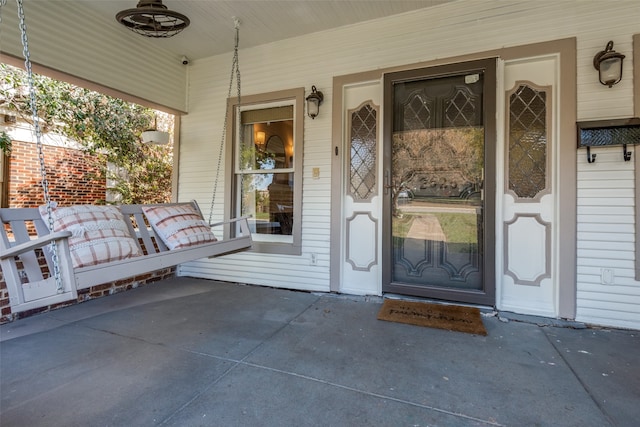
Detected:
[
  {"left": 15, "top": 0, "right": 64, "bottom": 293},
  {"left": 208, "top": 18, "right": 242, "bottom": 225}
]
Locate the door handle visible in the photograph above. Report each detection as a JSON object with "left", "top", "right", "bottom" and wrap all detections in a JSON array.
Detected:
[{"left": 384, "top": 170, "right": 391, "bottom": 195}]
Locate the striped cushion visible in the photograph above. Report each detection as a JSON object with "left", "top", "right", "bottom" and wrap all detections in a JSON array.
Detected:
[
  {"left": 39, "top": 204, "right": 142, "bottom": 269},
  {"left": 142, "top": 204, "right": 217, "bottom": 250}
]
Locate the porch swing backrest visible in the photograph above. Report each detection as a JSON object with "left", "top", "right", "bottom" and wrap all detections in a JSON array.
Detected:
[{"left": 0, "top": 201, "right": 252, "bottom": 313}]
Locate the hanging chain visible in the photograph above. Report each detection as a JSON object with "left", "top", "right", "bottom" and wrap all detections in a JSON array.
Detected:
[
  {"left": 0, "top": 0, "right": 7, "bottom": 22},
  {"left": 208, "top": 19, "right": 241, "bottom": 224},
  {"left": 16, "top": 0, "right": 63, "bottom": 293}
]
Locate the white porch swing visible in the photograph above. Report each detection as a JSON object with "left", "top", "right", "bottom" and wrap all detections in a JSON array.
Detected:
[{"left": 0, "top": 2, "right": 251, "bottom": 314}]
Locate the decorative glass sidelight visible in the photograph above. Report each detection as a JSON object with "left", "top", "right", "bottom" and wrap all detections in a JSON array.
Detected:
[
  {"left": 349, "top": 102, "right": 378, "bottom": 201},
  {"left": 508, "top": 84, "right": 548, "bottom": 199}
]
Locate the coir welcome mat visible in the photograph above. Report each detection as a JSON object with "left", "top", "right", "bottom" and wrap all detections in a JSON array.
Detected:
[{"left": 377, "top": 299, "right": 487, "bottom": 336}]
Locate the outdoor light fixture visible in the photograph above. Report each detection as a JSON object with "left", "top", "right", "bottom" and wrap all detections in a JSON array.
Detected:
[
  {"left": 141, "top": 130, "right": 170, "bottom": 145},
  {"left": 116, "top": 0, "right": 190, "bottom": 38},
  {"left": 593, "top": 41, "right": 625, "bottom": 87},
  {"left": 141, "top": 116, "right": 170, "bottom": 145},
  {"left": 306, "top": 85, "right": 324, "bottom": 119}
]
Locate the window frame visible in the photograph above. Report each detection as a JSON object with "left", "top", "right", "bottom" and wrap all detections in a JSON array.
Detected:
[
  {"left": 633, "top": 33, "right": 640, "bottom": 280},
  {"left": 225, "top": 88, "right": 304, "bottom": 255},
  {"left": 0, "top": 152, "right": 8, "bottom": 208}
]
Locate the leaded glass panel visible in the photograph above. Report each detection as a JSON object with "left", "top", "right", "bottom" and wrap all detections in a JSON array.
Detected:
[
  {"left": 444, "top": 87, "right": 481, "bottom": 127},
  {"left": 349, "top": 103, "right": 378, "bottom": 201},
  {"left": 403, "top": 93, "right": 433, "bottom": 131},
  {"left": 508, "top": 84, "right": 548, "bottom": 199}
]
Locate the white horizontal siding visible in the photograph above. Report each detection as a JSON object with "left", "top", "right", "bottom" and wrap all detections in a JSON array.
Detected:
[
  {"left": 176, "top": 0, "right": 640, "bottom": 328},
  {"left": 178, "top": 46, "right": 333, "bottom": 290},
  {"left": 180, "top": 255, "right": 329, "bottom": 292},
  {"left": 576, "top": 145, "right": 640, "bottom": 329}
]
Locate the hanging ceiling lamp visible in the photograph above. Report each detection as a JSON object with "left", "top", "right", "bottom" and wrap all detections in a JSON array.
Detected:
[
  {"left": 141, "top": 115, "right": 171, "bottom": 145},
  {"left": 116, "top": 0, "right": 190, "bottom": 38}
]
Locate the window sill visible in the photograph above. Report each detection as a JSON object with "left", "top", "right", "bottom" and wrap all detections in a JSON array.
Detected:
[{"left": 250, "top": 240, "right": 301, "bottom": 256}]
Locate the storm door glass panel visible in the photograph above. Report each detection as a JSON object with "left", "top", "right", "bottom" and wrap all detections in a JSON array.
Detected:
[
  {"left": 349, "top": 103, "right": 378, "bottom": 201},
  {"left": 508, "top": 84, "right": 547, "bottom": 198},
  {"left": 392, "top": 73, "right": 484, "bottom": 291}
]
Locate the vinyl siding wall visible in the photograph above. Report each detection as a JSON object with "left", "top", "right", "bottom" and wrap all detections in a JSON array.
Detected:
[
  {"left": 179, "top": 0, "right": 640, "bottom": 328},
  {"left": 178, "top": 49, "right": 333, "bottom": 292},
  {"left": 573, "top": 8, "right": 639, "bottom": 330},
  {"left": 577, "top": 150, "right": 638, "bottom": 329}
]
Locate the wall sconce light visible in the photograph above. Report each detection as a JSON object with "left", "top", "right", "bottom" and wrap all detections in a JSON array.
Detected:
[
  {"left": 255, "top": 131, "right": 266, "bottom": 150},
  {"left": 306, "top": 85, "right": 324, "bottom": 119},
  {"left": 593, "top": 41, "right": 625, "bottom": 87}
]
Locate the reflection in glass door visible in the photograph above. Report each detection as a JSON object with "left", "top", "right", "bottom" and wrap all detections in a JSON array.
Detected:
[{"left": 383, "top": 59, "right": 496, "bottom": 305}]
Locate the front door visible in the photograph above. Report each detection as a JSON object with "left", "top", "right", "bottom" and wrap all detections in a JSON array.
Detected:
[{"left": 382, "top": 59, "right": 496, "bottom": 305}]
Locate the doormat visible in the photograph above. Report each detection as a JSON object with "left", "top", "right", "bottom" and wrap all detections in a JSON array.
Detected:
[{"left": 377, "top": 299, "right": 487, "bottom": 336}]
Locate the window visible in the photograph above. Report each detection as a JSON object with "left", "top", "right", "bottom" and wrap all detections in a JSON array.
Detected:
[{"left": 228, "top": 88, "right": 304, "bottom": 254}]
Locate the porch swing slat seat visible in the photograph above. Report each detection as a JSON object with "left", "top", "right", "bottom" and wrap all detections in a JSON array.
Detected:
[{"left": 0, "top": 201, "right": 252, "bottom": 313}]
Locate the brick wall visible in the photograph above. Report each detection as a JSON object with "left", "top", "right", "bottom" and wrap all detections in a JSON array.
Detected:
[
  {"left": 8, "top": 140, "right": 106, "bottom": 207},
  {"left": 0, "top": 267, "right": 175, "bottom": 323},
  {"left": 0, "top": 140, "right": 176, "bottom": 323}
]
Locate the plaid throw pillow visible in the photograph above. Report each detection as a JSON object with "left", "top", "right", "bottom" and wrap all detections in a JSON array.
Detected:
[
  {"left": 142, "top": 204, "right": 217, "bottom": 250},
  {"left": 39, "top": 204, "right": 142, "bottom": 269}
]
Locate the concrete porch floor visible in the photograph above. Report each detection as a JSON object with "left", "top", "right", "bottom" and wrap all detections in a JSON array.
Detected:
[{"left": 1, "top": 277, "right": 638, "bottom": 426}]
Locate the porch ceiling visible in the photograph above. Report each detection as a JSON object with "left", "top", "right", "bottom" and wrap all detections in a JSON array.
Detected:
[{"left": 70, "top": 0, "right": 456, "bottom": 60}]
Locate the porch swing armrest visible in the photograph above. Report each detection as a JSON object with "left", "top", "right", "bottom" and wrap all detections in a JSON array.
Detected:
[
  {"left": 0, "top": 231, "right": 72, "bottom": 259},
  {"left": 209, "top": 216, "right": 250, "bottom": 228},
  {"left": 209, "top": 216, "right": 252, "bottom": 237}
]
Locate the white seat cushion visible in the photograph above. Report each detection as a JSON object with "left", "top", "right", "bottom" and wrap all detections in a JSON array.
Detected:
[
  {"left": 39, "top": 204, "right": 142, "bottom": 269},
  {"left": 142, "top": 204, "right": 217, "bottom": 250}
]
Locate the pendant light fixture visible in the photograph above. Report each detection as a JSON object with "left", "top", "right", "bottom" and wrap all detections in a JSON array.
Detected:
[
  {"left": 116, "top": 0, "right": 190, "bottom": 38},
  {"left": 141, "top": 116, "right": 171, "bottom": 145}
]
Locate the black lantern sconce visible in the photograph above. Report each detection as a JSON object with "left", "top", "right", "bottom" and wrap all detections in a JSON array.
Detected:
[
  {"left": 306, "top": 85, "right": 324, "bottom": 119},
  {"left": 593, "top": 41, "right": 625, "bottom": 87}
]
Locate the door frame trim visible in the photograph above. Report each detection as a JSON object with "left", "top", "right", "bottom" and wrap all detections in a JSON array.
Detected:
[{"left": 331, "top": 38, "right": 576, "bottom": 317}]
